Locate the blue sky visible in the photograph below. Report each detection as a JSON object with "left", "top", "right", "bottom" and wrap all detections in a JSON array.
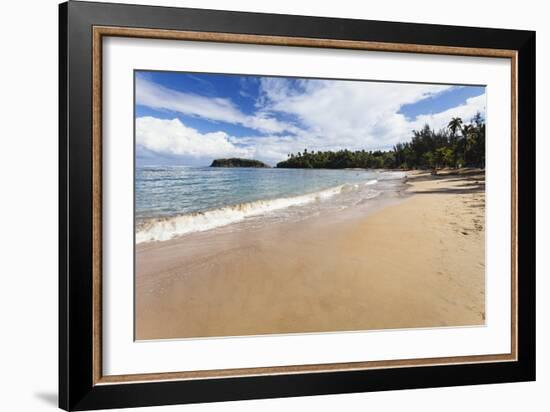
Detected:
[{"left": 135, "top": 71, "right": 485, "bottom": 166}]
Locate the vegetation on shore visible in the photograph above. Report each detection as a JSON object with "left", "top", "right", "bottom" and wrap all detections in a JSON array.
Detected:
[
  {"left": 211, "top": 158, "right": 271, "bottom": 168},
  {"left": 276, "top": 113, "right": 485, "bottom": 170}
]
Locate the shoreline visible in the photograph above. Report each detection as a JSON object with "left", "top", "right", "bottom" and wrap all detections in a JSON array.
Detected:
[
  {"left": 136, "top": 169, "right": 401, "bottom": 244},
  {"left": 135, "top": 169, "right": 485, "bottom": 340}
]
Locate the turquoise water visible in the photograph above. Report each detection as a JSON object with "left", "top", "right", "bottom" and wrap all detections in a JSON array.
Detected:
[{"left": 135, "top": 166, "right": 404, "bottom": 243}]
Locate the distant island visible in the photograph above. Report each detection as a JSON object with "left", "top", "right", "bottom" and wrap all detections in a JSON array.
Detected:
[{"left": 210, "top": 158, "right": 271, "bottom": 168}]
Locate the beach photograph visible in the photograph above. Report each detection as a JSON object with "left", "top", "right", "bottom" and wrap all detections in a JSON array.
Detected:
[{"left": 134, "top": 71, "right": 486, "bottom": 340}]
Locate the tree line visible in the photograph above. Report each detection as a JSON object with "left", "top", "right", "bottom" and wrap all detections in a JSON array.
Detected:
[{"left": 276, "top": 113, "right": 485, "bottom": 170}]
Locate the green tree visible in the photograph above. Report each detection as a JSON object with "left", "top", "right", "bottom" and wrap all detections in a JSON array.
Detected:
[
  {"left": 447, "top": 117, "right": 464, "bottom": 167},
  {"left": 422, "top": 152, "right": 435, "bottom": 169},
  {"left": 448, "top": 117, "right": 463, "bottom": 137},
  {"left": 461, "top": 124, "right": 474, "bottom": 166},
  {"left": 277, "top": 115, "right": 484, "bottom": 171}
]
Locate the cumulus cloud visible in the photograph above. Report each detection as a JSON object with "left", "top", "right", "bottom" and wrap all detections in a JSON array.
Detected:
[
  {"left": 412, "top": 94, "right": 486, "bottom": 131},
  {"left": 257, "top": 78, "right": 459, "bottom": 150},
  {"left": 257, "top": 78, "right": 485, "bottom": 154},
  {"left": 136, "top": 116, "right": 252, "bottom": 159},
  {"left": 136, "top": 75, "right": 485, "bottom": 165}
]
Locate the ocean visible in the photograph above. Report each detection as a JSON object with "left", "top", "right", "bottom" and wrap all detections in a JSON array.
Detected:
[{"left": 135, "top": 166, "right": 406, "bottom": 243}]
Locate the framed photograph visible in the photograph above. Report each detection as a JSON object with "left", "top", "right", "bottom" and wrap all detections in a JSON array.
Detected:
[{"left": 59, "top": 1, "right": 535, "bottom": 410}]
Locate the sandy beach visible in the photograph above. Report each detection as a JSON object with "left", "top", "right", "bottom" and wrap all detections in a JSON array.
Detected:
[{"left": 135, "top": 169, "right": 485, "bottom": 340}]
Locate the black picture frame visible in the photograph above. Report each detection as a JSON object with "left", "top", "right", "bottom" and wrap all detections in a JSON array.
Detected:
[{"left": 59, "top": 1, "right": 536, "bottom": 410}]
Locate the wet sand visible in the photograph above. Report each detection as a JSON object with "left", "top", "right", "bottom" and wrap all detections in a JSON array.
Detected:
[{"left": 135, "top": 169, "right": 485, "bottom": 340}]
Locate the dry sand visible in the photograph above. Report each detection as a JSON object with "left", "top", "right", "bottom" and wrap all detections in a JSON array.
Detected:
[{"left": 135, "top": 169, "right": 485, "bottom": 340}]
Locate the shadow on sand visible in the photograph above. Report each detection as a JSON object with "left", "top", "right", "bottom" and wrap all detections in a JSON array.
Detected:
[{"left": 406, "top": 169, "right": 485, "bottom": 195}]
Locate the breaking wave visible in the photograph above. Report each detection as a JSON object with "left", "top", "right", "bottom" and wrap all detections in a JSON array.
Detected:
[{"left": 136, "top": 179, "right": 378, "bottom": 243}]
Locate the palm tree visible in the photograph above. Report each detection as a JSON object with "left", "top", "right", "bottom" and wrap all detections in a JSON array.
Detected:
[
  {"left": 448, "top": 117, "right": 463, "bottom": 135},
  {"left": 461, "top": 124, "right": 474, "bottom": 166},
  {"left": 448, "top": 117, "right": 463, "bottom": 167}
]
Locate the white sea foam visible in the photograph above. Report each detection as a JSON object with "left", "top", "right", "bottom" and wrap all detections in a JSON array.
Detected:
[
  {"left": 379, "top": 171, "right": 407, "bottom": 180},
  {"left": 136, "top": 179, "right": 378, "bottom": 243}
]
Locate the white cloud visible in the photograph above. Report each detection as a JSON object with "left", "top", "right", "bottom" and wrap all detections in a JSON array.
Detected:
[
  {"left": 136, "top": 75, "right": 486, "bottom": 164},
  {"left": 136, "top": 76, "right": 298, "bottom": 134},
  {"left": 256, "top": 79, "right": 485, "bottom": 155},
  {"left": 412, "top": 94, "right": 486, "bottom": 131},
  {"left": 136, "top": 116, "right": 252, "bottom": 159},
  {"left": 257, "top": 78, "right": 460, "bottom": 150}
]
